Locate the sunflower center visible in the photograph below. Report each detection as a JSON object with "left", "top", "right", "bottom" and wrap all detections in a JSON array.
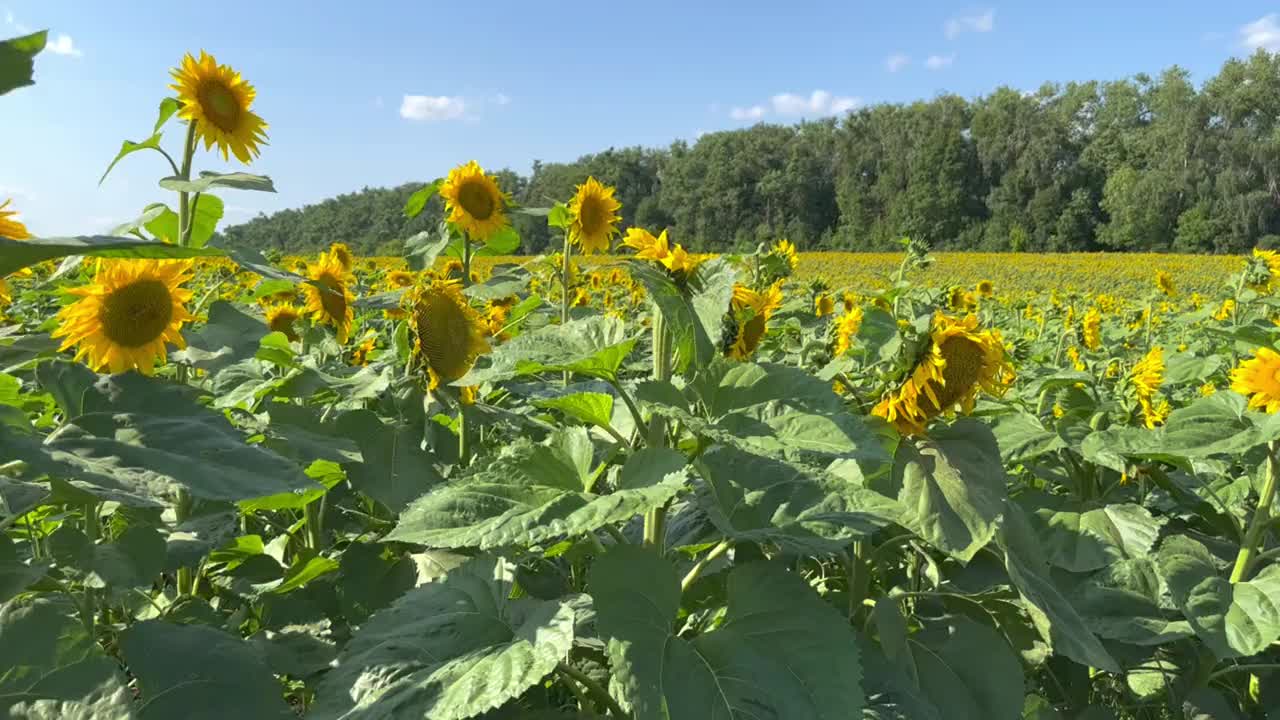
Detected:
[
  {"left": 98, "top": 279, "right": 174, "bottom": 348},
  {"left": 316, "top": 272, "right": 348, "bottom": 320},
  {"left": 457, "top": 180, "right": 496, "bottom": 221},
  {"left": 579, "top": 197, "right": 607, "bottom": 236},
  {"left": 922, "top": 336, "right": 986, "bottom": 414},
  {"left": 739, "top": 315, "right": 768, "bottom": 355},
  {"left": 417, "top": 292, "right": 478, "bottom": 381},
  {"left": 197, "top": 80, "right": 242, "bottom": 133}
]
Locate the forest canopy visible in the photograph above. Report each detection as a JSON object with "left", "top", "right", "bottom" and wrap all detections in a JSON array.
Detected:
[{"left": 215, "top": 51, "right": 1280, "bottom": 256}]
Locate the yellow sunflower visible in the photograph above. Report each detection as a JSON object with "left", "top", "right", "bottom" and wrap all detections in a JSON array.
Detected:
[
  {"left": 440, "top": 161, "right": 510, "bottom": 243},
  {"left": 1130, "top": 346, "right": 1164, "bottom": 400},
  {"left": 349, "top": 334, "right": 377, "bottom": 366},
  {"left": 408, "top": 278, "right": 490, "bottom": 387},
  {"left": 1231, "top": 347, "right": 1280, "bottom": 413},
  {"left": 386, "top": 270, "right": 416, "bottom": 290},
  {"left": 727, "top": 282, "right": 783, "bottom": 360},
  {"left": 815, "top": 294, "right": 835, "bottom": 318},
  {"left": 568, "top": 177, "right": 622, "bottom": 255},
  {"left": 834, "top": 307, "right": 863, "bottom": 356},
  {"left": 302, "top": 251, "right": 354, "bottom": 343},
  {"left": 0, "top": 198, "right": 31, "bottom": 239},
  {"left": 622, "top": 227, "right": 698, "bottom": 276},
  {"left": 1081, "top": 308, "right": 1102, "bottom": 351},
  {"left": 872, "top": 313, "right": 1014, "bottom": 436},
  {"left": 771, "top": 239, "right": 798, "bottom": 271},
  {"left": 976, "top": 279, "right": 994, "bottom": 297},
  {"left": 265, "top": 304, "right": 301, "bottom": 342},
  {"left": 1214, "top": 299, "right": 1236, "bottom": 322},
  {"left": 329, "top": 242, "right": 355, "bottom": 272},
  {"left": 169, "top": 51, "right": 269, "bottom": 164},
  {"left": 1251, "top": 249, "right": 1280, "bottom": 292},
  {"left": 52, "top": 259, "right": 195, "bottom": 375},
  {"left": 1155, "top": 271, "right": 1175, "bottom": 296}
]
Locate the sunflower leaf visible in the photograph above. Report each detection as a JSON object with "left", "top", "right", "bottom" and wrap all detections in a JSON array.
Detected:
[
  {"left": 159, "top": 171, "right": 276, "bottom": 194},
  {"left": 0, "top": 30, "right": 46, "bottom": 97},
  {"left": 402, "top": 178, "right": 443, "bottom": 218},
  {"left": 459, "top": 315, "right": 637, "bottom": 385},
  {"left": 0, "top": 236, "right": 222, "bottom": 277}
]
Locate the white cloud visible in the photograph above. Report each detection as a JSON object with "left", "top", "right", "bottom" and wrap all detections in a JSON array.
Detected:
[
  {"left": 925, "top": 54, "right": 955, "bottom": 70},
  {"left": 730, "top": 105, "right": 766, "bottom": 121},
  {"left": 1241, "top": 14, "right": 1280, "bottom": 51},
  {"left": 945, "top": 9, "right": 995, "bottom": 39},
  {"left": 399, "top": 95, "right": 467, "bottom": 121},
  {"left": 885, "top": 53, "right": 911, "bottom": 72},
  {"left": 45, "top": 33, "right": 82, "bottom": 57}
]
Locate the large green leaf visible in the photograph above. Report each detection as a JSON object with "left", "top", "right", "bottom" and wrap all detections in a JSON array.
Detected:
[
  {"left": 0, "top": 597, "right": 134, "bottom": 717},
  {"left": 591, "top": 545, "right": 864, "bottom": 720},
  {"left": 0, "top": 31, "right": 45, "bottom": 98},
  {"left": 313, "top": 555, "right": 576, "bottom": 720},
  {"left": 172, "top": 300, "right": 267, "bottom": 372},
  {"left": 695, "top": 445, "right": 904, "bottom": 554},
  {"left": 99, "top": 98, "right": 181, "bottom": 184},
  {"left": 533, "top": 392, "right": 616, "bottom": 430},
  {"left": 999, "top": 505, "right": 1120, "bottom": 672},
  {"left": 1030, "top": 501, "right": 1165, "bottom": 573},
  {"left": 1156, "top": 534, "right": 1280, "bottom": 658},
  {"left": 909, "top": 615, "right": 1025, "bottom": 720},
  {"left": 1064, "top": 557, "right": 1194, "bottom": 646},
  {"left": 0, "top": 236, "right": 222, "bottom": 276},
  {"left": 991, "top": 412, "right": 1065, "bottom": 464},
  {"left": 403, "top": 179, "right": 443, "bottom": 218},
  {"left": 387, "top": 442, "right": 686, "bottom": 549},
  {"left": 159, "top": 171, "right": 276, "bottom": 194},
  {"left": 460, "top": 316, "right": 636, "bottom": 385},
  {"left": 881, "top": 420, "right": 1008, "bottom": 563},
  {"left": 0, "top": 373, "right": 317, "bottom": 504},
  {"left": 141, "top": 195, "right": 225, "bottom": 248},
  {"left": 628, "top": 258, "right": 736, "bottom": 373},
  {"left": 119, "top": 621, "right": 294, "bottom": 719},
  {"left": 336, "top": 409, "right": 445, "bottom": 513},
  {"left": 1083, "top": 393, "right": 1275, "bottom": 471}
]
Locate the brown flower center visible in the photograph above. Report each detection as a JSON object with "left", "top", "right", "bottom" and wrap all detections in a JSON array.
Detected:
[
  {"left": 99, "top": 279, "right": 173, "bottom": 348},
  {"left": 198, "top": 80, "right": 241, "bottom": 133},
  {"left": 457, "top": 180, "right": 495, "bottom": 221},
  {"left": 920, "top": 336, "right": 985, "bottom": 414}
]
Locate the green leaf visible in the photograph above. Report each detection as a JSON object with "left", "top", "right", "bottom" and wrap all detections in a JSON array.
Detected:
[
  {"left": 403, "top": 179, "right": 442, "bottom": 218},
  {"left": 1065, "top": 557, "right": 1194, "bottom": 645},
  {"left": 592, "top": 545, "right": 864, "bottom": 720},
  {"left": 336, "top": 409, "right": 445, "bottom": 513},
  {"left": 696, "top": 445, "right": 904, "bottom": 554},
  {"left": 172, "top": 300, "right": 267, "bottom": 372},
  {"left": 533, "top": 392, "right": 615, "bottom": 429},
  {"left": 313, "top": 555, "right": 576, "bottom": 720},
  {"left": 337, "top": 542, "right": 417, "bottom": 624},
  {"left": 387, "top": 440, "right": 686, "bottom": 549},
  {"left": 882, "top": 420, "right": 1008, "bottom": 563},
  {"left": 119, "top": 620, "right": 295, "bottom": 719},
  {"left": 159, "top": 171, "right": 276, "bottom": 194},
  {"left": 0, "top": 535, "right": 46, "bottom": 602},
  {"left": 0, "top": 31, "right": 46, "bottom": 97},
  {"left": 1083, "top": 393, "right": 1272, "bottom": 471},
  {"left": 628, "top": 258, "right": 736, "bottom": 373},
  {"left": 99, "top": 134, "right": 165, "bottom": 186},
  {"left": 1165, "top": 352, "right": 1224, "bottom": 385},
  {"left": 460, "top": 316, "right": 637, "bottom": 385},
  {"left": 474, "top": 226, "right": 521, "bottom": 256},
  {"left": 1031, "top": 501, "right": 1165, "bottom": 572},
  {"left": 0, "top": 235, "right": 222, "bottom": 277},
  {"left": 1157, "top": 534, "right": 1280, "bottom": 658},
  {"left": 154, "top": 97, "right": 181, "bottom": 133},
  {"left": 404, "top": 226, "right": 452, "bottom": 272},
  {"left": 142, "top": 195, "right": 224, "bottom": 248},
  {"left": 999, "top": 505, "right": 1121, "bottom": 672},
  {"left": 547, "top": 203, "right": 571, "bottom": 229},
  {"left": 910, "top": 615, "right": 1025, "bottom": 720},
  {"left": 991, "top": 412, "right": 1065, "bottom": 464}
]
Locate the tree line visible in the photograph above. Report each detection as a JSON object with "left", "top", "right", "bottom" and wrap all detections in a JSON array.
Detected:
[{"left": 215, "top": 51, "right": 1280, "bottom": 256}]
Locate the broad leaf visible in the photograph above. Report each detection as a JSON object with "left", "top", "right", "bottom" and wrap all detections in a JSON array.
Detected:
[
  {"left": 336, "top": 409, "right": 445, "bottom": 513},
  {"left": 910, "top": 615, "right": 1025, "bottom": 720},
  {"left": 172, "top": 300, "right": 267, "bottom": 372},
  {"left": 628, "top": 258, "right": 736, "bottom": 373},
  {"left": 460, "top": 316, "right": 636, "bottom": 385},
  {"left": 0, "top": 30, "right": 46, "bottom": 97},
  {"left": 159, "top": 171, "right": 276, "bottom": 194},
  {"left": 0, "top": 236, "right": 221, "bottom": 277},
  {"left": 1031, "top": 501, "right": 1165, "bottom": 573}
]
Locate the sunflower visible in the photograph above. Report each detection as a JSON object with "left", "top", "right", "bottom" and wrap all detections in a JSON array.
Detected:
[
  {"left": 1155, "top": 271, "right": 1175, "bottom": 296},
  {"left": 842, "top": 293, "right": 857, "bottom": 314},
  {"left": 385, "top": 270, "right": 416, "bottom": 290},
  {"left": 52, "top": 259, "right": 195, "bottom": 375},
  {"left": 815, "top": 294, "right": 835, "bottom": 318},
  {"left": 948, "top": 287, "right": 976, "bottom": 312},
  {"left": 1067, "top": 346, "right": 1085, "bottom": 371},
  {"left": 975, "top": 279, "right": 994, "bottom": 297},
  {"left": 408, "top": 278, "right": 490, "bottom": 387},
  {"left": 771, "top": 239, "right": 799, "bottom": 271},
  {"left": 0, "top": 198, "right": 31, "bottom": 239},
  {"left": 329, "top": 243, "right": 355, "bottom": 272},
  {"left": 727, "top": 282, "right": 783, "bottom": 360},
  {"left": 349, "top": 334, "right": 377, "bottom": 366},
  {"left": 1199, "top": 381, "right": 1216, "bottom": 397},
  {"left": 1130, "top": 346, "right": 1164, "bottom": 400},
  {"left": 440, "top": 161, "right": 510, "bottom": 243},
  {"left": 265, "top": 304, "right": 301, "bottom": 342},
  {"left": 872, "top": 313, "right": 1014, "bottom": 436},
  {"left": 0, "top": 277, "right": 10, "bottom": 310},
  {"left": 568, "top": 177, "right": 622, "bottom": 255},
  {"left": 622, "top": 227, "right": 699, "bottom": 277},
  {"left": 1231, "top": 347, "right": 1280, "bottom": 413},
  {"left": 1214, "top": 298, "right": 1236, "bottom": 322},
  {"left": 302, "top": 251, "right": 354, "bottom": 343},
  {"left": 169, "top": 51, "right": 269, "bottom": 164},
  {"left": 1250, "top": 249, "right": 1280, "bottom": 292},
  {"left": 1081, "top": 308, "right": 1102, "bottom": 351},
  {"left": 1139, "top": 397, "right": 1171, "bottom": 429},
  {"left": 833, "top": 307, "right": 863, "bottom": 356}
]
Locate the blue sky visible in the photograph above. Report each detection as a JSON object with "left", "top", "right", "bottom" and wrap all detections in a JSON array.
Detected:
[{"left": 2, "top": 1, "right": 1278, "bottom": 236}]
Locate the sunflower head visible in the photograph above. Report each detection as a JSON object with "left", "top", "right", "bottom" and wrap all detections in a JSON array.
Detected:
[
  {"left": 1231, "top": 347, "right": 1280, "bottom": 413},
  {"left": 872, "top": 313, "right": 1014, "bottom": 435},
  {"left": 1081, "top": 308, "right": 1102, "bottom": 351},
  {"left": 329, "top": 243, "right": 355, "bottom": 272},
  {"left": 834, "top": 307, "right": 864, "bottom": 356},
  {"left": 771, "top": 239, "right": 799, "bottom": 271},
  {"left": 52, "top": 259, "right": 196, "bottom": 375},
  {"left": 1130, "top": 346, "right": 1164, "bottom": 400},
  {"left": 386, "top": 270, "right": 416, "bottom": 290},
  {"left": 349, "top": 334, "right": 377, "bottom": 366},
  {"left": 568, "top": 177, "right": 622, "bottom": 255},
  {"left": 815, "top": 294, "right": 835, "bottom": 318},
  {"left": 169, "top": 51, "right": 269, "bottom": 164},
  {"left": 1155, "top": 271, "right": 1175, "bottom": 296},
  {"left": 265, "top": 304, "right": 301, "bottom": 342},
  {"left": 440, "top": 161, "right": 510, "bottom": 243},
  {"left": 303, "top": 252, "right": 355, "bottom": 343},
  {"left": 0, "top": 199, "right": 31, "bottom": 239},
  {"left": 727, "top": 282, "right": 784, "bottom": 360},
  {"left": 409, "top": 278, "right": 490, "bottom": 386},
  {"left": 1248, "top": 249, "right": 1280, "bottom": 292},
  {"left": 976, "top": 279, "right": 994, "bottom": 297}
]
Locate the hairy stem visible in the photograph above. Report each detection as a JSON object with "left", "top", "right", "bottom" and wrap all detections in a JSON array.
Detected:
[
  {"left": 1231, "top": 440, "right": 1279, "bottom": 583},
  {"left": 555, "top": 661, "right": 628, "bottom": 719},
  {"left": 176, "top": 121, "right": 197, "bottom": 247},
  {"left": 681, "top": 539, "right": 732, "bottom": 593}
]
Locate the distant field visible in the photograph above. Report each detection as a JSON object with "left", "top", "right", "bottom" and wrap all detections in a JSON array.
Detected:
[{"left": 338, "top": 252, "right": 1243, "bottom": 298}]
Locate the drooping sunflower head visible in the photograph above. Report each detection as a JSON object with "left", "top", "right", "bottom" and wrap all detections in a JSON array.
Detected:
[
  {"left": 1081, "top": 308, "right": 1102, "bottom": 351},
  {"left": 303, "top": 252, "right": 354, "bottom": 344},
  {"left": 0, "top": 198, "right": 31, "bottom": 239},
  {"left": 872, "top": 313, "right": 1014, "bottom": 435},
  {"left": 568, "top": 177, "right": 622, "bottom": 255},
  {"left": 1231, "top": 346, "right": 1280, "bottom": 414},
  {"left": 1130, "top": 346, "right": 1164, "bottom": 400},
  {"left": 265, "top": 304, "right": 301, "bottom": 342},
  {"left": 169, "top": 51, "right": 269, "bottom": 164},
  {"left": 948, "top": 286, "right": 975, "bottom": 312},
  {"left": 975, "top": 279, "right": 994, "bottom": 297},
  {"left": 349, "top": 333, "right": 377, "bottom": 366},
  {"left": 329, "top": 243, "right": 355, "bottom": 272},
  {"left": 409, "top": 278, "right": 490, "bottom": 386},
  {"left": 1155, "top": 271, "right": 1175, "bottom": 296},
  {"left": 771, "top": 239, "right": 799, "bottom": 271},
  {"left": 727, "top": 282, "right": 784, "bottom": 360},
  {"left": 440, "top": 161, "right": 510, "bottom": 243},
  {"left": 52, "top": 259, "right": 196, "bottom": 375},
  {"left": 815, "top": 294, "right": 835, "bottom": 318}
]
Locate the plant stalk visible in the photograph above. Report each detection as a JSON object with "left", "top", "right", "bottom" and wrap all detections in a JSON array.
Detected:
[
  {"left": 81, "top": 503, "right": 98, "bottom": 636},
  {"left": 555, "top": 661, "right": 628, "bottom": 719},
  {"left": 303, "top": 499, "right": 324, "bottom": 551},
  {"left": 1231, "top": 440, "right": 1279, "bottom": 583},
  {"left": 681, "top": 539, "right": 732, "bottom": 593},
  {"left": 457, "top": 238, "right": 473, "bottom": 467},
  {"left": 175, "top": 488, "right": 194, "bottom": 595},
  {"left": 561, "top": 230, "right": 573, "bottom": 386},
  {"left": 176, "top": 121, "right": 198, "bottom": 247},
  {"left": 642, "top": 307, "right": 672, "bottom": 551}
]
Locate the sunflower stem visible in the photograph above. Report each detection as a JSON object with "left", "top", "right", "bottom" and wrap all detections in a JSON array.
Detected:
[
  {"left": 175, "top": 120, "right": 198, "bottom": 247},
  {"left": 643, "top": 307, "right": 671, "bottom": 552},
  {"left": 174, "top": 488, "right": 194, "bottom": 596},
  {"left": 1231, "top": 440, "right": 1279, "bottom": 583},
  {"left": 561, "top": 230, "right": 573, "bottom": 387},
  {"left": 81, "top": 503, "right": 98, "bottom": 637}
]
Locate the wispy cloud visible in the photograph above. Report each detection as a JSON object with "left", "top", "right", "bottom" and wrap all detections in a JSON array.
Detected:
[
  {"left": 399, "top": 95, "right": 467, "bottom": 121},
  {"left": 45, "top": 33, "right": 82, "bottom": 57},
  {"left": 731, "top": 90, "right": 861, "bottom": 121},
  {"left": 944, "top": 8, "right": 995, "bottom": 39},
  {"left": 925, "top": 54, "right": 955, "bottom": 70},
  {"left": 885, "top": 53, "right": 911, "bottom": 72},
  {"left": 1241, "top": 14, "right": 1280, "bottom": 51}
]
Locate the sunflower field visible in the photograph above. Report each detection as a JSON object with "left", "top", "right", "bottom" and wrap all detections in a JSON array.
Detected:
[{"left": 5, "top": 50, "right": 1280, "bottom": 720}]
